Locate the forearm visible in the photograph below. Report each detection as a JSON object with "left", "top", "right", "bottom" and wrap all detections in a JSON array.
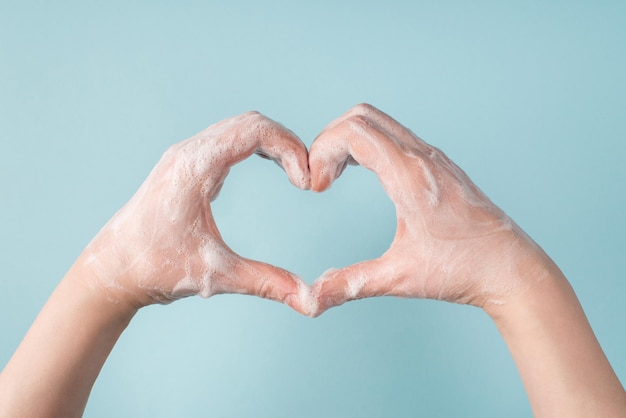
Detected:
[
  {"left": 0, "top": 258, "right": 137, "bottom": 418},
  {"left": 486, "top": 262, "right": 626, "bottom": 417}
]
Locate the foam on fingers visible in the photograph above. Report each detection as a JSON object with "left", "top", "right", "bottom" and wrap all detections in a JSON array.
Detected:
[
  {"left": 254, "top": 117, "right": 311, "bottom": 190},
  {"left": 308, "top": 268, "right": 350, "bottom": 316},
  {"left": 278, "top": 148, "right": 311, "bottom": 190},
  {"left": 308, "top": 135, "right": 351, "bottom": 192},
  {"left": 285, "top": 279, "right": 317, "bottom": 317}
]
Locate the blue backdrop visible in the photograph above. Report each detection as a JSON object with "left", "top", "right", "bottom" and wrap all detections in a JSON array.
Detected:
[{"left": 1, "top": 1, "right": 624, "bottom": 416}]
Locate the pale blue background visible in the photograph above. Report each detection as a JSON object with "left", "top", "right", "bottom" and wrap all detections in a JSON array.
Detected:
[{"left": 1, "top": 1, "right": 625, "bottom": 417}]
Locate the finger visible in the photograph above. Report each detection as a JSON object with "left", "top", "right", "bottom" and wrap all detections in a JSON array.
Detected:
[
  {"left": 310, "top": 257, "right": 405, "bottom": 317},
  {"left": 188, "top": 112, "right": 310, "bottom": 191},
  {"left": 307, "top": 131, "right": 351, "bottom": 192},
  {"left": 319, "top": 104, "right": 430, "bottom": 155},
  {"left": 308, "top": 111, "right": 404, "bottom": 194},
  {"left": 329, "top": 104, "right": 422, "bottom": 148},
  {"left": 350, "top": 104, "right": 432, "bottom": 152},
  {"left": 235, "top": 112, "right": 311, "bottom": 190},
  {"left": 255, "top": 120, "right": 311, "bottom": 190},
  {"left": 220, "top": 257, "right": 312, "bottom": 315}
]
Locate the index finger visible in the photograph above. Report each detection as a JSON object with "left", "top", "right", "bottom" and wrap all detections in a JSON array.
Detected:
[
  {"left": 308, "top": 106, "right": 406, "bottom": 196},
  {"left": 176, "top": 112, "right": 311, "bottom": 192}
]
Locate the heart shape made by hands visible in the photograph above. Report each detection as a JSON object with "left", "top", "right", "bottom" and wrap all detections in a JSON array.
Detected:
[
  {"left": 203, "top": 103, "right": 522, "bottom": 316},
  {"left": 85, "top": 104, "right": 524, "bottom": 316},
  {"left": 212, "top": 150, "right": 396, "bottom": 304}
]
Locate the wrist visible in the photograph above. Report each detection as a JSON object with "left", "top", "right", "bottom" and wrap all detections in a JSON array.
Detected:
[
  {"left": 470, "top": 222, "right": 561, "bottom": 310},
  {"left": 76, "top": 225, "right": 159, "bottom": 310},
  {"left": 70, "top": 249, "right": 143, "bottom": 317},
  {"left": 481, "top": 243, "right": 565, "bottom": 319}
]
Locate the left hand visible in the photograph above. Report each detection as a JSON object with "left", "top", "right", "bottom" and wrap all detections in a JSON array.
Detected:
[{"left": 306, "top": 104, "right": 548, "bottom": 316}]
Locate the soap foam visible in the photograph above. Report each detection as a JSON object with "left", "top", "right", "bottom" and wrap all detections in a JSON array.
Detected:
[{"left": 295, "top": 279, "right": 317, "bottom": 317}]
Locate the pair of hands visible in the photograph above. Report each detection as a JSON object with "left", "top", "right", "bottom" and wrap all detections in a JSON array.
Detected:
[
  {"left": 82, "top": 104, "right": 544, "bottom": 317},
  {"left": 4, "top": 104, "right": 622, "bottom": 418}
]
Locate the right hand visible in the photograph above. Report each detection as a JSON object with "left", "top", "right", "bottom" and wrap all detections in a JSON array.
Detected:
[
  {"left": 79, "top": 111, "right": 312, "bottom": 312},
  {"left": 307, "top": 104, "right": 555, "bottom": 316}
]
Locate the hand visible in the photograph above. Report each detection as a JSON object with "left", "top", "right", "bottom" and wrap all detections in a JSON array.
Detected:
[
  {"left": 80, "top": 111, "right": 311, "bottom": 310},
  {"left": 307, "top": 104, "right": 552, "bottom": 316}
]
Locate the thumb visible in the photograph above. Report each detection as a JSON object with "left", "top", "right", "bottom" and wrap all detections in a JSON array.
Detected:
[
  {"left": 227, "top": 257, "right": 311, "bottom": 316},
  {"left": 311, "top": 257, "right": 400, "bottom": 317}
]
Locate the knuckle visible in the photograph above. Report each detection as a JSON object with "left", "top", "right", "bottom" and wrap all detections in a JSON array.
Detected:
[
  {"left": 242, "top": 110, "right": 262, "bottom": 118},
  {"left": 237, "top": 110, "right": 267, "bottom": 127},
  {"left": 162, "top": 143, "right": 180, "bottom": 159},
  {"left": 257, "top": 278, "right": 273, "bottom": 299},
  {"left": 345, "top": 114, "right": 372, "bottom": 131},
  {"left": 351, "top": 102, "right": 377, "bottom": 115}
]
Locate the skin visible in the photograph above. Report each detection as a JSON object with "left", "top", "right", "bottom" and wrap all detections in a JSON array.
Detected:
[
  {"left": 307, "top": 104, "right": 626, "bottom": 417},
  {"left": 1, "top": 105, "right": 624, "bottom": 417}
]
